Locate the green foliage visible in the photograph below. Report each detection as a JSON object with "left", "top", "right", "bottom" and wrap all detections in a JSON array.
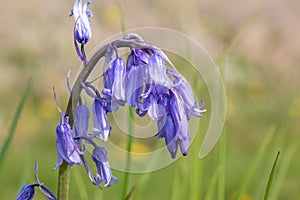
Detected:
[
  {"left": 0, "top": 78, "right": 32, "bottom": 170},
  {"left": 264, "top": 151, "right": 280, "bottom": 200}
]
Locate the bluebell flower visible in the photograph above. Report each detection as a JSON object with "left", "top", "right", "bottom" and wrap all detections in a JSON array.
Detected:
[
  {"left": 74, "top": 104, "right": 90, "bottom": 140},
  {"left": 148, "top": 53, "right": 173, "bottom": 88},
  {"left": 16, "top": 162, "right": 57, "bottom": 200},
  {"left": 91, "top": 146, "right": 118, "bottom": 187},
  {"left": 136, "top": 82, "right": 169, "bottom": 121},
  {"left": 157, "top": 113, "right": 178, "bottom": 158},
  {"left": 81, "top": 82, "right": 112, "bottom": 142},
  {"left": 92, "top": 97, "right": 111, "bottom": 141},
  {"left": 155, "top": 88, "right": 194, "bottom": 158},
  {"left": 71, "top": 0, "right": 92, "bottom": 64},
  {"left": 16, "top": 184, "right": 57, "bottom": 200},
  {"left": 53, "top": 114, "right": 82, "bottom": 170},
  {"left": 38, "top": 185, "right": 57, "bottom": 200},
  {"left": 169, "top": 89, "right": 191, "bottom": 156},
  {"left": 111, "top": 57, "right": 126, "bottom": 105},
  {"left": 156, "top": 94, "right": 178, "bottom": 158},
  {"left": 172, "top": 72, "right": 206, "bottom": 119},
  {"left": 125, "top": 48, "right": 148, "bottom": 107},
  {"left": 102, "top": 57, "right": 126, "bottom": 112},
  {"left": 102, "top": 56, "right": 116, "bottom": 112},
  {"left": 16, "top": 184, "right": 36, "bottom": 200}
]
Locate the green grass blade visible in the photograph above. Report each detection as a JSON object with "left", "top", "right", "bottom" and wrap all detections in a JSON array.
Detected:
[
  {"left": 190, "top": 143, "right": 203, "bottom": 199},
  {"left": 114, "top": 0, "right": 127, "bottom": 34},
  {"left": 171, "top": 169, "right": 182, "bottom": 200},
  {"left": 263, "top": 151, "right": 280, "bottom": 200},
  {"left": 122, "top": 107, "right": 135, "bottom": 199},
  {"left": 218, "top": 129, "right": 226, "bottom": 200},
  {"left": 271, "top": 145, "right": 296, "bottom": 200},
  {"left": 0, "top": 78, "right": 32, "bottom": 169},
  {"left": 204, "top": 165, "right": 223, "bottom": 200},
  {"left": 125, "top": 185, "right": 137, "bottom": 200},
  {"left": 18, "top": 149, "right": 31, "bottom": 187},
  {"left": 235, "top": 125, "right": 275, "bottom": 200}
]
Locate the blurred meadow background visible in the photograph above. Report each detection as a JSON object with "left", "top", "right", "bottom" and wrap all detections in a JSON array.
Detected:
[{"left": 1, "top": 0, "right": 300, "bottom": 199}]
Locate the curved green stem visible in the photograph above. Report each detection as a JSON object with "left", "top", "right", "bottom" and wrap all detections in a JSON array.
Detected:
[{"left": 57, "top": 39, "right": 147, "bottom": 200}]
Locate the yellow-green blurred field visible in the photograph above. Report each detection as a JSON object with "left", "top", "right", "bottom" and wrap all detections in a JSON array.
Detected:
[{"left": 0, "top": 0, "right": 299, "bottom": 199}]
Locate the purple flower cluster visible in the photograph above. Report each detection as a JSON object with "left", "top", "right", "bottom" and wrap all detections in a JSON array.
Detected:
[{"left": 98, "top": 37, "right": 206, "bottom": 158}]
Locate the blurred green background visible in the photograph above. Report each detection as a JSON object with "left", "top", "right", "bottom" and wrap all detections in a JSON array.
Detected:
[{"left": 0, "top": 0, "right": 299, "bottom": 199}]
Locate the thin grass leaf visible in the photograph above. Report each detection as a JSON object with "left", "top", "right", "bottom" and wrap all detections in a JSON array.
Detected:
[
  {"left": 125, "top": 184, "right": 137, "bottom": 200},
  {"left": 0, "top": 78, "right": 32, "bottom": 169},
  {"left": 235, "top": 125, "right": 276, "bottom": 200},
  {"left": 171, "top": 169, "right": 181, "bottom": 200},
  {"left": 122, "top": 107, "right": 135, "bottom": 199},
  {"left": 18, "top": 148, "right": 31, "bottom": 189},
  {"left": 263, "top": 151, "right": 280, "bottom": 200},
  {"left": 114, "top": 0, "right": 127, "bottom": 34},
  {"left": 190, "top": 141, "right": 203, "bottom": 199},
  {"left": 271, "top": 145, "right": 296, "bottom": 200},
  {"left": 132, "top": 142, "right": 161, "bottom": 200},
  {"left": 218, "top": 129, "right": 226, "bottom": 200},
  {"left": 204, "top": 165, "right": 223, "bottom": 200}
]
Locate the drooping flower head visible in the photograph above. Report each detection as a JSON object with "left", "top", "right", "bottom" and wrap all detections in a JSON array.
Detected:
[
  {"left": 71, "top": 0, "right": 92, "bottom": 64},
  {"left": 16, "top": 184, "right": 36, "bottom": 200},
  {"left": 147, "top": 53, "right": 173, "bottom": 88},
  {"left": 125, "top": 48, "right": 149, "bottom": 107},
  {"left": 154, "top": 88, "right": 192, "bottom": 158},
  {"left": 91, "top": 146, "right": 118, "bottom": 187},
  {"left": 54, "top": 113, "right": 83, "bottom": 170},
  {"left": 169, "top": 88, "right": 191, "bottom": 156},
  {"left": 92, "top": 98, "right": 111, "bottom": 141},
  {"left": 16, "top": 162, "right": 57, "bottom": 200},
  {"left": 52, "top": 88, "right": 83, "bottom": 170},
  {"left": 74, "top": 104, "right": 90, "bottom": 140},
  {"left": 82, "top": 82, "right": 112, "bottom": 142},
  {"left": 102, "top": 57, "right": 126, "bottom": 112}
]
